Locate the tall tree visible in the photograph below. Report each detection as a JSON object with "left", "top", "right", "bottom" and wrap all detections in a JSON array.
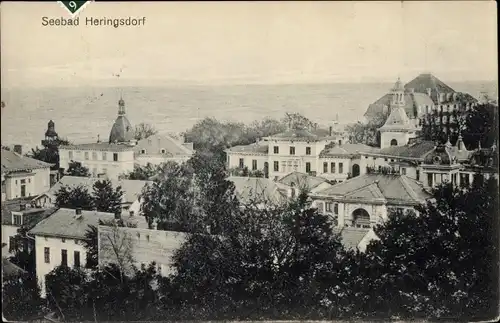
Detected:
[
  {"left": 346, "top": 111, "right": 389, "bottom": 147},
  {"left": 65, "top": 161, "right": 91, "bottom": 177},
  {"left": 120, "top": 163, "right": 159, "bottom": 180},
  {"left": 92, "top": 179, "right": 124, "bottom": 215},
  {"left": 2, "top": 272, "right": 43, "bottom": 321},
  {"left": 55, "top": 184, "right": 93, "bottom": 210},
  {"left": 134, "top": 122, "right": 158, "bottom": 141}
]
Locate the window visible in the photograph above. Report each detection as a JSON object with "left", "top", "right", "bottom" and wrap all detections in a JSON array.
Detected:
[
  {"left": 252, "top": 160, "right": 257, "bottom": 170},
  {"left": 331, "top": 162, "right": 336, "bottom": 173},
  {"left": 84, "top": 152, "right": 89, "bottom": 160},
  {"left": 401, "top": 168, "right": 407, "bottom": 175},
  {"left": 273, "top": 161, "right": 279, "bottom": 171},
  {"left": 44, "top": 247, "right": 50, "bottom": 263},
  {"left": 306, "top": 147, "right": 311, "bottom": 155},
  {"left": 92, "top": 152, "right": 98, "bottom": 160},
  {"left": 20, "top": 179, "right": 26, "bottom": 184},
  {"left": 290, "top": 147, "right": 295, "bottom": 155},
  {"left": 74, "top": 251, "right": 80, "bottom": 268},
  {"left": 161, "top": 149, "right": 166, "bottom": 154},
  {"left": 334, "top": 203, "right": 339, "bottom": 215},
  {"left": 239, "top": 158, "right": 244, "bottom": 168},
  {"left": 68, "top": 151, "right": 74, "bottom": 159},
  {"left": 61, "top": 249, "right": 68, "bottom": 266},
  {"left": 339, "top": 163, "right": 344, "bottom": 174},
  {"left": 384, "top": 158, "right": 388, "bottom": 162},
  {"left": 306, "top": 162, "right": 311, "bottom": 173},
  {"left": 273, "top": 146, "right": 279, "bottom": 154},
  {"left": 13, "top": 214, "right": 22, "bottom": 226},
  {"left": 325, "top": 203, "right": 332, "bottom": 212},
  {"left": 416, "top": 169, "right": 420, "bottom": 181},
  {"left": 113, "top": 153, "right": 118, "bottom": 162},
  {"left": 317, "top": 202, "right": 324, "bottom": 212},
  {"left": 102, "top": 152, "right": 107, "bottom": 160},
  {"left": 338, "top": 140, "right": 342, "bottom": 145},
  {"left": 428, "top": 173, "right": 433, "bottom": 187},
  {"left": 141, "top": 149, "right": 146, "bottom": 154},
  {"left": 61, "top": 238, "right": 66, "bottom": 243},
  {"left": 323, "top": 162, "right": 328, "bottom": 173},
  {"left": 9, "top": 237, "right": 16, "bottom": 252}
]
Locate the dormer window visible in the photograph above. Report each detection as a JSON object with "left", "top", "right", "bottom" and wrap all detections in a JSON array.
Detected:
[
  {"left": 141, "top": 149, "right": 146, "bottom": 154},
  {"left": 161, "top": 149, "right": 166, "bottom": 154}
]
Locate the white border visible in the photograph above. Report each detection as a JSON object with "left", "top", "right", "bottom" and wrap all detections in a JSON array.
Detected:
[{"left": 57, "top": 0, "right": 93, "bottom": 18}]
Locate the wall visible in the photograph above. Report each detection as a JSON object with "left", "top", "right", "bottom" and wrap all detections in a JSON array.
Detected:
[
  {"left": 135, "top": 155, "right": 191, "bottom": 167},
  {"left": 227, "top": 154, "right": 269, "bottom": 171},
  {"left": 4, "top": 173, "right": 36, "bottom": 200},
  {"left": 34, "top": 235, "right": 88, "bottom": 298},
  {"left": 380, "top": 131, "right": 412, "bottom": 149},
  {"left": 317, "top": 157, "right": 352, "bottom": 181},
  {"left": 1, "top": 224, "right": 18, "bottom": 249}
]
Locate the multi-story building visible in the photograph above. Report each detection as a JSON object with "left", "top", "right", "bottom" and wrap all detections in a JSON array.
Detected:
[
  {"left": 1, "top": 147, "right": 53, "bottom": 201},
  {"left": 134, "top": 133, "right": 195, "bottom": 167}
]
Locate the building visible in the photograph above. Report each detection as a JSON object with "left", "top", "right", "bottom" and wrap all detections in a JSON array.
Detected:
[
  {"left": 28, "top": 208, "right": 115, "bottom": 297},
  {"left": 32, "top": 175, "right": 152, "bottom": 219},
  {"left": 334, "top": 227, "right": 379, "bottom": 253},
  {"left": 98, "top": 225, "right": 187, "bottom": 277},
  {"left": 228, "top": 176, "right": 290, "bottom": 207},
  {"left": 1, "top": 148, "right": 53, "bottom": 201},
  {"left": 134, "top": 133, "right": 195, "bottom": 167},
  {"left": 277, "top": 171, "right": 334, "bottom": 194},
  {"left": 59, "top": 98, "right": 138, "bottom": 181},
  {"left": 1, "top": 198, "right": 57, "bottom": 253},
  {"left": 226, "top": 125, "right": 348, "bottom": 181},
  {"left": 310, "top": 173, "right": 431, "bottom": 228}
]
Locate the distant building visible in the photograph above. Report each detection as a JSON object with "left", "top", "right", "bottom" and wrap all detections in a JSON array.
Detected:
[
  {"left": 28, "top": 208, "right": 116, "bottom": 297},
  {"left": 98, "top": 225, "right": 187, "bottom": 277},
  {"left": 228, "top": 176, "right": 290, "bottom": 207},
  {"left": 277, "top": 171, "right": 334, "bottom": 194},
  {"left": 1, "top": 148, "right": 53, "bottom": 201},
  {"left": 134, "top": 133, "right": 194, "bottom": 167}
]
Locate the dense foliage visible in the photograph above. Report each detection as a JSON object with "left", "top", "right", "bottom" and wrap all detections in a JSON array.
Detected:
[
  {"left": 134, "top": 122, "right": 158, "bottom": 141},
  {"left": 27, "top": 137, "right": 71, "bottom": 171},
  {"left": 346, "top": 111, "right": 388, "bottom": 147},
  {"left": 65, "top": 161, "right": 91, "bottom": 177}
]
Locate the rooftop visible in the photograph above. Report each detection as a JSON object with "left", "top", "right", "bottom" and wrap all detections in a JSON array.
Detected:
[
  {"left": 1, "top": 199, "right": 57, "bottom": 229},
  {"left": 135, "top": 134, "right": 194, "bottom": 157},
  {"left": 226, "top": 141, "right": 269, "bottom": 154},
  {"left": 59, "top": 142, "right": 136, "bottom": 152},
  {"left": 371, "top": 140, "right": 436, "bottom": 159},
  {"left": 313, "top": 173, "right": 431, "bottom": 205},
  {"left": 1, "top": 149, "right": 53, "bottom": 173},
  {"left": 320, "top": 143, "right": 379, "bottom": 157},
  {"left": 228, "top": 176, "right": 288, "bottom": 205},
  {"left": 265, "top": 128, "right": 319, "bottom": 141},
  {"left": 333, "top": 227, "right": 372, "bottom": 251},
  {"left": 278, "top": 171, "right": 331, "bottom": 190},
  {"left": 379, "top": 106, "right": 415, "bottom": 132},
  {"left": 29, "top": 208, "right": 115, "bottom": 239}
]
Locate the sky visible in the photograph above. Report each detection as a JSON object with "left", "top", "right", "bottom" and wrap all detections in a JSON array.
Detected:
[{"left": 1, "top": 1, "right": 497, "bottom": 88}]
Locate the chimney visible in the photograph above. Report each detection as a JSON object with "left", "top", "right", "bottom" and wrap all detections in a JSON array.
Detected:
[
  {"left": 75, "top": 208, "right": 82, "bottom": 215},
  {"left": 13, "top": 145, "right": 22, "bottom": 155},
  {"left": 329, "top": 126, "right": 333, "bottom": 136}
]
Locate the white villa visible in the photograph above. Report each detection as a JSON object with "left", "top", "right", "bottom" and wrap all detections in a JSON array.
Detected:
[{"left": 58, "top": 98, "right": 194, "bottom": 181}]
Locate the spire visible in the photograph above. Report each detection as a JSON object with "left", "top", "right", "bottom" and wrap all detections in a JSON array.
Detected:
[
  {"left": 456, "top": 131, "right": 464, "bottom": 151},
  {"left": 445, "top": 135, "right": 452, "bottom": 148},
  {"left": 118, "top": 96, "right": 125, "bottom": 115},
  {"left": 391, "top": 77, "right": 405, "bottom": 106}
]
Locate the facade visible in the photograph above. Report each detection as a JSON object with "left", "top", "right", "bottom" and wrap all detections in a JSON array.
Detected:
[
  {"left": 134, "top": 134, "right": 195, "bottom": 167},
  {"left": 28, "top": 208, "right": 115, "bottom": 297},
  {"left": 310, "top": 173, "right": 431, "bottom": 228},
  {"left": 1, "top": 148, "right": 53, "bottom": 201},
  {"left": 98, "top": 225, "right": 187, "bottom": 277}
]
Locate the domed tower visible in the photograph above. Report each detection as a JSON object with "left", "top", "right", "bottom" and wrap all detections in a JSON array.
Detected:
[
  {"left": 109, "top": 97, "right": 134, "bottom": 144},
  {"left": 421, "top": 142, "right": 461, "bottom": 189},
  {"left": 41, "top": 120, "right": 59, "bottom": 146}
]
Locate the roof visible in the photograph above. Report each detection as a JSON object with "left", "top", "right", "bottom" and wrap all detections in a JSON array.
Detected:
[
  {"left": 320, "top": 143, "right": 379, "bottom": 157},
  {"left": 29, "top": 208, "right": 115, "bottom": 239},
  {"left": 98, "top": 226, "right": 187, "bottom": 275},
  {"left": 265, "top": 128, "right": 319, "bottom": 141},
  {"left": 465, "top": 147, "right": 498, "bottom": 171},
  {"left": 109, "top": 115, "right": 134, "bottom": 144},
  {"left": 2, "top": 257, "right": 27, "bottom": 277},
  {"left": 314, "top": 173, "right": 431, "bottom": 205},
  {"left": 228, "top": 176, "right": 288, "bottom": 205},
  {"left": 59, "top": 142, "right": 136, "bottom": 152},
  {"left": 38, "top": 176, "right": 151, "bottom": 204},
  {"left": 333, "top": 227, "right": 371, "bottom": 251},
  {"left": 372, "top": 140, "right": 436, "bottom": 159},
  {"left": 404, "top": 73, "right": 455, "bottom": 97},
  {"left": 1, "top": 149, "right": 53, "bottom": 173},
  {"left": 226, "top": 141, "right": 269, "bottom": 154},
  {"left": 1, "top": 200, "right": 58, "bottom": 229},
  {"left": 364, "top": 93, "right": 417, "bottom": 119},
  {"left": 278, "top": 172, "right": 330, "bottom": 190},
  {"left": 135, "top": 134, "right": 194, "bottom": 157},
  {"left": 379, "top": 106, "right": 414, "bottom": 131}
]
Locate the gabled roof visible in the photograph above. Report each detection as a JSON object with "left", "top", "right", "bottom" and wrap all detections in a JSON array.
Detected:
[
  {"left": 320, "top": 143, "right": 379, "bottom": 157},
  {"left": 98, "top": 226, "right": 187, "bottom": 276},
  {"left": 1, "top": 199, "right": 57, "bottom": 229},
  {"left": 278, "top": 172, "right": 331, "bottom": 190},
  {"left": 29, "top": 208, "right": 115, "bottom": 239},
  {"left": 371, "top": 140, "right": 436, "bottom": 159},
  {"left": 60, "top": 142, "right": 135, "bottom": 152},
  {"left": 404, "top": 73, "right": 455, "bottom": 96},
  {"left": 265, "top": 128, "right": 319, "bottom": 141},
  {"left": 333, "top": 227, "right": 371, "bottom": 251},
  {"left": 229, "top": 176, "right": 288, "bottom": 205},
  {"left": 1, "top": 150, "right": 53, "bottom": 173},
  {"left": 2, "top": 257, "right": 27, "bottom": 277},
  {"left": 135, "top": 134, "right": 194, "bottom": 157},
  {"left": 314, "top": 173, "right": 430, "bottom": 205},
  {"left": 379, "top": 107, "right": 414, "bottom": 132},
  {"left": 226, "top": 141, "right": 269, "bottom": 154},
  {"left": 37, "top": 176, "right": 152, "bottom": 204}
]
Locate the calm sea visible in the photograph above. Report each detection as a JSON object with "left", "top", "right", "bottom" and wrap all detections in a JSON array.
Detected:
[{"left": 1, "top": 82, "right": 497, "bottom": 150}]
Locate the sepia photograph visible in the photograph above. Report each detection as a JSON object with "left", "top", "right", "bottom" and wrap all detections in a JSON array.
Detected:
[{"left": 1, "top": 1, "right": 499, "bottom": 321}]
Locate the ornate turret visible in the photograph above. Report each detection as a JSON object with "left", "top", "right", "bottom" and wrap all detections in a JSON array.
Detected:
[
  {"left": 391, "top": 77, "right": 405, "bottom": 107},
  {"left": 41, "top": 120, "right": 59, "bottom": 147},
  {"left": 109, "top": 97, "right": 134, "bottom": 144}
]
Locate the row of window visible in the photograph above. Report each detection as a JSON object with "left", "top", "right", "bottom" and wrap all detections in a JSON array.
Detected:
[
  {"left": 316, "top": 202, "right": 339, "bottom": 214},
  {"left": 273, "top": 146, "right": 312, "bottom": 156},
  {"left": 14, "top": 178, "right": 31, "bottom": 185},
  {"left": 322, "top": 162, "right": 344, "bottom": 174},
  {"left": 139, "top": 149, "right": 168, "bottom": 154},
  {"left": 68, "top": 151, "right": 119, "bottom": 162},
  {"left": 239, "top": 159, "right": 259, "bottom": 170},
  {"left": 44, "top": 247, "right": 80, "bottom": 267}
]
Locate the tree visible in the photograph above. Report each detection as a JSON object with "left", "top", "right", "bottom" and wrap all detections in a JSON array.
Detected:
[
  {"left": 55, "top": 184, "right": 93, "bottom": 210},
  {"left": 65, "top": 161, "right": 91, "bottom": 177},
  {"left": 27, "top": 137, "right": 71, "bottom": 171},
  {"left": 134, "top": 122, "right": 158, "bottom": 141},
  {"left": 2, "top": 272, "right": 43, "bottom": 321},
  {"left": 83, "top": 225, "right": 99, "bottom": 269},
  {"left": 168, "top": 190, "right": 351, "bottom": 320},
  {"left": 346, "top": 111, "right": 388, "bottom": 147},
  {"left": 92, "top": 179, "right": 124, "bottom": 215},
  {"left": 120, "top": 163, "right": 159, "bottom": 180},
  {"left": 9, "top": 226, "right": 36, "bottom": 275},
  {"left": 354, "top": 178, "right": 499, "bottom": 320}
]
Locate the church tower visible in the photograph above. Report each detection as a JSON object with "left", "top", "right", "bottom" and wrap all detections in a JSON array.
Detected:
[
  {"left": 41, "top": 120, "right": 59, "bottom": 147},
  {"left": 109, "top": 97, "right": 135, "bottom": 144},
  {"left": 378, "top": 78, "right": 418, "bottom": 149}
]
